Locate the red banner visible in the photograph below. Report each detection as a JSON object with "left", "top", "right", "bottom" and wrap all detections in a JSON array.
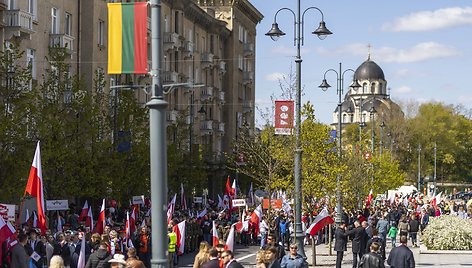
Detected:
[{"left": 274, "top": 100, "right": 294, "bottom": 135}]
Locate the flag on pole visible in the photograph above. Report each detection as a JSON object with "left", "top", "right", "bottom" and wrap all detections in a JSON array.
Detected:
[
  {"left": 79, "top": 201, "right": 89, "bottom": 221},
  {"left": 224, "top": 177, "right": 233, "bottom": 210},
  {"left": 305, "top": 208, "right": 334, "bottom": 236},
  {"left": 94, "top": 199, "right": 105, "bottom": 234},
  {"left": 24, "top": 141, "right": 47, "bottom": 235},
  {"left": 225, "top": 224, "right": 235, "bottom": 251},
  {"left": 167, "top": 194, "right": 177, "bottom": 224},
  {"left": 212, "top": 221, "right": 219, "bottom": 246},
  {"left": 129, "top": 207, "right": 136, "bottom": 235},
  {"left": 0, "top": 217, "right": 15, "bottom": 244},
  {"left": 77, "top": 233, "right": 86, "bottom": 268},
  {"left": 250, "top": 205, "right": 262, "bottom": 236},
  {"left": 57, "top": 212, "right": 63, "bottom": 233},
  {"left": 234, "top": 210, "right": 246, "bottom": 233},
  {"left": 174, "top": 221, "right": 186, "bottom": 255},
  {"left": 366, "top": 189, "right": 373, "bottom": 208},
  {"left": 107, "top": 2, "right": 148, "bottom": 74},
  {"left": 24, "top": 209, "right": 30, "bottom": 224},
  {"left": 231, "top": 179, "right": 237, "bottom": 198},
  {"left": 180, "top": 184, "right": 187, "bottom": 210},
  {"left": 85, "top": 206, "right": 94, "bottom": 230},
  {"left": 32, "top": 211, "right": 38, "bottom": 228}
]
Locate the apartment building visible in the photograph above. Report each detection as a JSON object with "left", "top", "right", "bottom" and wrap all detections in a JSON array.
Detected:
[{"left": 0, "top": 0, "right": 262, "bottom": 193}]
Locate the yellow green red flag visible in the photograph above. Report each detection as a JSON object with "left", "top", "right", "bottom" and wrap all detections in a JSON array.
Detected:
[{"left": 107, "top": 2, "right": 148, "bottom": 74}]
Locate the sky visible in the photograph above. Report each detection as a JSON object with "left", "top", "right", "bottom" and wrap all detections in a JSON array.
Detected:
[{"left": 251, "top": 0, "right": 472, "bottom": 125}]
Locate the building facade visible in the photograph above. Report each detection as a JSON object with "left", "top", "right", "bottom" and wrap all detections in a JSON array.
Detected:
[{"left": 1, "top": 0, "right": 262, "bottom": 194}]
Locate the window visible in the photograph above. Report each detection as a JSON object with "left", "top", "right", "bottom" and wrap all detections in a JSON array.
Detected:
[
  {"left": 362, "top": 83, "right": 367, "bottom": 94},
  {"left": 342, "top": 114, "right": 346, "bottom": 123},
  {"left": 65, "top": 13, "right": 72, "bottom": 36},
  {"left": 8, "top": 0, "right": 15, "bottom": 9},
  {"left": 51, "top": 8, "right": 59, "bottom": 34},
  {"left": 350, "top": 114, "right": 354, "bottom": 123},
  {"left": 98, "top": 20, "right": 105, "bottom": 46},
  {"left": 195, "top": 33, "right": 199, "bottom": 51},
  {"left": 371, "top": 82, "right": 375, "bottom": 93},
  {"left": 238, "top": 54, "right": 243, "bottom": 70},
  {"left": 27, "top": 49, "right": 36, "bottom": 80},
  {"left": 28, "top": 0, "right": 37, "bottom": 19},
  {"left": 238, "top": 25, "right": 244, "bottom": 42}
]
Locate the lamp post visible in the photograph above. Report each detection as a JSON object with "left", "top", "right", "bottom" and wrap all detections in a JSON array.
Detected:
[
  {"left": 319, "top": 63, "right": 360, "bottom": 224},
  {"left": 434, "top": 142, "right": 437, "bottom": 195},
  {"left": 418, "top": 144, "right": 422, "bottom": 193},
  {"left": 265, "top": 1, "right": 332, "bottom": 257},
  {"left": 369, "top": 107, "right": 376, "bottom": 184},
  {"left": 379, "top": 122, "right": 385, "bottom": 156}
]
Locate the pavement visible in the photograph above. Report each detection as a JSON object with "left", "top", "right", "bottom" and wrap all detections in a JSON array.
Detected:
[{"left": 176, "top": 238, "right": 472, "bottom": 267}]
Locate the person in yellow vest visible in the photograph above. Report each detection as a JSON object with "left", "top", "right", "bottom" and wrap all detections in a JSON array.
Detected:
[{"left": 168, "top": 225, "right": 177, "bottom": 268}]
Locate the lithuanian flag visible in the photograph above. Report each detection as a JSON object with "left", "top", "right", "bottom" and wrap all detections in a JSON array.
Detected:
[{"left": 108, "top": 2, "right": 148, "bottom": 74}]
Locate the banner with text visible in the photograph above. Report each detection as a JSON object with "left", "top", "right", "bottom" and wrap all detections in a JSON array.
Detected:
[
  {"left": 0, "top": 203, "right": 16, "bottom": 221},
  {"left": 46, "top": 200, "right": 69, "bottom": 211},
  {"left": 275, "top": 100, "right": 294, "bottom": 135}
]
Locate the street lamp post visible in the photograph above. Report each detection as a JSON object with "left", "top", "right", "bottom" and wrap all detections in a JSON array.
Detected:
[
  {"left": 319, "top": 63, "right": 360, "bottom": 224},
  {"left": 265, "top": 1, "right": 332, "bottom": 257},
  {"left": 379, "top": 122, "right": 385, "bottom": 156},
  {"left": 418, "top": 144, "right": 422, "bottom": 193},
  {"left": 369, "top": 107, "right": 376, "bottom": 184}
]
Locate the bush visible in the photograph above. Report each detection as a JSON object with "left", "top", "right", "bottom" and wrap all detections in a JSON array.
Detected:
[{"left": 422, "top": 215, "right": 472, "bottom": 250}]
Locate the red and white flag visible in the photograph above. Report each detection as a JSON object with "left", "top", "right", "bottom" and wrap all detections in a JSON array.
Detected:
[
  {"left": 212, "top": 221, "right": 219, "bottom": 246},
  {"left": 77, "top": 232, "right": 86, "bottom": 268},
  {"left": 129, "top": 207, "right": 136, "bottom": 235},
  {"left": 125, "top": 211, "right": 131, "bottom": 239},
  {"left": 79, "top": 201, "right": 89, "bottom": 221},
  {"left": 57, "top": 212, "right": 63, "bottom": 233},
  {"left": 306, "top": 208, "right": 334, "bottom": 236},
  {"left": 167, "top": 194, "right": 177, "bottom": 224},
  {"left": 180, "top": 184, "right": 187, "bottom": 210},
  {"left": 174, "top": 220, "right": 186, "bottom": 255},
  {"left": 85, "top": 206, "right": 94, "bottom": 230},
  {"left": 24, "top": 141, "right": 47, "bottom": 235},
  {"left": 430, "top": 192, "right": 442, "bottom": 206},
  {"left": 231, "top": 179, "right": 237, "bottom": 198},
  {"left": 94, "top": 199, "right": 105, "bottom": 234},
  {"left": 234, "top": 210, "right": 246, "bottom": 233},
  {"left": 250, "top": 205, "right": 262, "bottom": 236},
  {"left": 366, "top": 189, "right": 373, "bottom": 208},
  {"left": 0, "top": 217, "right": 15, "bottom": 244},
  {"left": 225, "top": 224, "right": 235, "bottom": 251}
]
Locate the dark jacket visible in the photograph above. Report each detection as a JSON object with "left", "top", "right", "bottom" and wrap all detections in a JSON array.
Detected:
[
  {"left": 268, "top": 259, "right": 282, "bottom": 268},
  {"left": 10, "top": 243, "right": 28, "bottom": 268},
  {"left": 25, "top": 239, "right": 46, "bottom": 268},
  {"left": 334, "top": 227, "right": 348, "bottom": 252},
  {"left": 346, "top": 226, "right": 368, "bottom": 254},
  {"left": 262, "top": 243, "right": 285, "bottom": 261},
  {"left": 387, "top": 245, "right": 415, "bottom": 268},
  {"left": 85, "top": 248, "right": 111, "bottom": 268},
  {"left": 408, "top": 219, "right": 419, "bottom": 233},
  {"left": 227, "top": 259, "right": 245, "bottom": 268},
  {"left": 366, "top": 236, "right": 385, "bottom": 259},
  {"left": 53, "top": 241, "right": 72, "bottom": 266},
  {"left": 201, "top": 258, "right": 221, "bottom": 268},
  {"left": 359, "top": 252, "right": 385, "bottom": 268}
]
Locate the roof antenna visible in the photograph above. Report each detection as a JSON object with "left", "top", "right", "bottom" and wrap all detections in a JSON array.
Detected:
[{"left": 367, "top": 43, "right": 371, "bottom": 60}]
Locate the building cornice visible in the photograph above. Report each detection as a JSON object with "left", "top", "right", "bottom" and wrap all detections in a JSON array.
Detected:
[{"left": 195, "top": 0, "right": 263, "bottom": 25}]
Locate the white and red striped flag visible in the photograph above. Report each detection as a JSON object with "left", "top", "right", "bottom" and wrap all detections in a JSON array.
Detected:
[
  {"left": 212, "top": 221, "right": 219, "bottom": 246},
  {"left": 57, "top": 212, "right": 63, "bottom": 233},
  {"left": 250, "top": 205, "right": 262, "bottom": 236},
  {"left": 174, "top": 220, "right": 186, "bottom": 255},
  {"left": 85, "top": 206, "right": 94, "bottom": 230},
  {"left": 24, "top": 141, "right": 47, "bottom": 235},
  {"left": 0, "top": 217, "right": 15, "bottom": 244},
  {"left": 306, "top": 208, "right": 334, "bottom": 236},
  {"left": 79, "top": 200, "right": 89, "bottom": 221},
  {"left": 231, "top": 179, "right": 237, "bottom": 198},
  {"left": 94, "top": 199, "right": 105, "bottom": 234},
  {"left": 225, "top": 224, "right": 235, "bottom": 251},
  {"left": 129, "top": 207, "right": 136, "bottom": 235},
  {"left": 167, "top": 194, "right": 177, "bottom": 224},
  {"left": 77, "top": 231, "right": 86, "bottom": 268},
  {"left": 366, "top": 189, "right": 373, "bottom": 208},
  {"left": 180, "top": 184, "right": 187, "bottom": 210}
]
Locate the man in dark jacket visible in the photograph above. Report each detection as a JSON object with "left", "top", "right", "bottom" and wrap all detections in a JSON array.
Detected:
[
  {"left": 26, "top": 228, "right": 46, "bottom": 268},
  {"left": 408, "top": 215, "right": 420, "bottom": 247},
  {"left": 53, "top": 233, "right": 72, "bottom": 267},
  {"left": 201, "top": 248, "right": 220, "bottom": 268},
  {"left": 346, "top": 220, "right": 368, "bottom": 268},
  {"left": 334, "top": 222, "right": 348, "bottom": 268},
  {"left": 387, "top": 236, "right": 415, "bottom": 268},
  {"left": 85, "top": 242, "right": 111, "bottom": 268},
  {"left": 262, "top": 233, "right": 285, "bottom": 262},
  {"left": 359, "top": 242, "right": 384, "bottom": 268},
  {"left": 10, "top": 232, "right": 29, "bottom": 268}
]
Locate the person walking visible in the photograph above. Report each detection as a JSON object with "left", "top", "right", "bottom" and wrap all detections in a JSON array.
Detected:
[
  {"left": 134, "top": 226, "right": 151, "bottom": 268},
  {"left": 359, "top": 242, "right": 385, "bottom": 268},
  {"left": 262, "top": 234, "right": 285, "bottom": 262},
  {"left": 259, "top": 217, "right": 269, "bottom": 249},
  {"left": 387, "top": 236, "right": 415, "bottom": 268},
  {"left": 387, "top": 223, "right": 399, "bottom": 248},
  {"left": 407, "top": 215, "right": 419, "bottom": 247},
  {"left": 334, "top": 222, "right": 348, "bottom": 268}
]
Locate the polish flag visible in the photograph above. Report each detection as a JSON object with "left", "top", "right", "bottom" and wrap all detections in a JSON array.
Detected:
[
  {"left": 57, "top": 212, "right": 63, "bottom": 233},
  {"left": 366, "top": 189, "right": 373, "bottom": 208},
  {"left": 180, "top": 184, "right": 187, "bottom": 210},
  {"left": 79, "top": 201, "right": 89, "bottom": 221},
  {"left": 85, "top": 206, "right": 94, "bottom": 230},
  {"left": 77, "top": 232, "right": 86, "bottom": 268},
  {"left": 234, "top": 210, "right": 246, "bottom": 233},
  {"left": 167, "top": 194, "right": 177, "bottom": 224},
  {"left": 231, "top": 179, "right": 237, "bottom": 198},
  {"left": 24, "top": 141, "right": 47, "bottom": 235},
  {"left": 174, "top": 220, "right": 186, "bottom": 255},
  {"left": 0, "top": 217, "right": 15, "bottom": 244},
  {"left": 94, "top": 199, "right": 105, "bottom": 234},
  {"left": 212, "top": 221, "right": 219, "bottom": 246},
  {"left": 250, "top": 205, "right": 262, "bottom": 236},
  {"left": 225, "top": 224, "right": 235, "bottom": 251},
  {"left": 430, "top": 192, "right": 442, "bottom": 206},
  {"left": 306, "top": 208, "right": 334, "bottom": 236},
  {"left": 129, "top": 207, "right": 136, "bottom": 235}
]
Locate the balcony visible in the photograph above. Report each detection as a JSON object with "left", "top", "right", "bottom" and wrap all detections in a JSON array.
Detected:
[
  {"left": 162, "top": 71, "right": 179, "bottom": 83},
  {"left": 242, "top": 100, "right": 253, "bottom": 112},
  {"left": 166, "top": 110, "right": 178, "bottom": 124},
  {"left": 50, "top": 34, "right": 74, "bottom": 53},
  {"left": 4, "top": 9, "right": 34, "bottom": 39},
  {"left": 243, "top": 42, "right": 254, "bottom": 56},
  {"left": 200, "top": 120, "right": 213, "bottom": 135},
  {"left": 217, "top": 122, "right": 225, "bottom": 135},
  {"left": 163, "top": 32, "right": 181, "bottom": 51},
  {"left": 218, "top": 61, "right": 226, "bottom": 74},
  {"left": 182, "top": 41, "right": 194, "bottom": 58},
  {"left": 217, "top": 90, "right": 225, "bottom": 104},
  {"left": 200, "top": 87, "right": 214, "bottom": 102},
  {"left": 201, "top": 52, "right": 214, "bottom": 69},
  {"left": 243, "top": 71, "right": 254, "bottom": 84}
]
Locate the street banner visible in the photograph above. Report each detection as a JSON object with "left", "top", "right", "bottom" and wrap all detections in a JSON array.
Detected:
[
  {"left": 262, "top": 199, "right": 282, "bottom": 209},
  {"left": 46, "top": 200, "right": 69, "bottom": 211},
  {"left": 132, "top": 195, "right": 145, "bottom": 205},
  {"left": 274, "top": 100, "right": 294, "bottom": 135},
  {"left": 0, "top": 204, "right": 16, "bottom": 221},
  {"left": 232, "top": 199, "right": 246, "bottom": 207}
]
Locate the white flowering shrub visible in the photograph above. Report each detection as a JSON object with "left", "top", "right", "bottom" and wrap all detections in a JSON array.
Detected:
[{"left": 422, "top": 215, "right": 472, "bottom": 250}]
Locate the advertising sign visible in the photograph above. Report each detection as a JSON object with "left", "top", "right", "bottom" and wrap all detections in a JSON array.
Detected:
[{"left": 275, "top": 100, "right": 294, "bottom": 135}]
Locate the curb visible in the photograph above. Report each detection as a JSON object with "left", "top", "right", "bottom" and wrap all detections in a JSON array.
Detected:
[{"left": 419, "top": 244, "right": 472, "bottom": 254}]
